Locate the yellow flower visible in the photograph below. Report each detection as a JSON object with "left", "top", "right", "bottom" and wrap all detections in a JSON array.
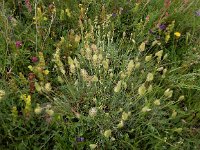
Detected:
[{"left": 174, "top": 32, "right": 181, "bottom": 38}]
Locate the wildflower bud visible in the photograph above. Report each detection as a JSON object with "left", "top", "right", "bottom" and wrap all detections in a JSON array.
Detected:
[
  {"left": 163, "top": 54, "right": 168, "bottom": 60},
  {"left": 164, "top": 88, "right": 173, "bottom": 98},
  {"left": 154, "top": 99, "right": 160, "bottom": 106},
  {"left": 173, "top": 128, "right": 182, "bottom": 133},
  {"left": 152, "top": 40, "right": 158, "bottom": 46},
  {"left": 146, "top": 73, "right": 154, "bottom": 82},
  {"left": 155, "top": 50, "right": 163, "bottom": 61},
  {"left": 43, "top": 70, "right": 49, "bottom": 75},
  {"left": 110, "top": 73, "right": 114, "bottom": 78},
  {"left": 74, "top": 58, "right": 80, "bottom": 68},
  {"left": 91, "top": 44, "right": 97, "bottom": 51},
  {"left": 165, "top": 34, "right": 170, "bottom": 43},
  {"left": 89, "top": 144, "right": 97, "bottom": 149},
  {"left": 102, "top": 59, "right": 109, "bottom": 70},
  {"left": 114, "top": 81, "right": 122, "bottom": 93},
  {"left": 57, "top": 76, "right": 64, "bottom": 83},
  {"left": 98, "top": 54, "right": 103, "bottom": 61},
  {"left": 142, "top": 106, "right": 151, "bottom": 112},
  {"left": 135, "top": 62, "right": 140, "bottom": 69},
  {"left": 148, "top": 84, "right": 153, "bottom": 92},
  {"left": 122, "top": 112, "right": 129, "bottom": 121},
  {"left": 162, "top": 68, "right": 167, "bottom": 78},
  {"left": 92, "top": 75, "right": 98, "bottom": 82},
  {"left": 138, "top": 84, "right": 146, "bottom": 96},
  {"left": 178, "top": 95, "right": 185, "bottom": 101},
  {"left": 68, "top": 56, "right": 74, "bottom": 65},
  {"left": 28, "top": 65, "right": 33, "bottom": 71},
  {"left": 89, "top": 107, "right": 97, "bottom": 117},
  {"left": 0, "top": 90, "right": 5, "bottom": 101},
  {"left": 86, "top": 48, "right": 92, "bottom": 60},
  {"left": 65, "top": 8, "right": 71, "bottom": 17},
  {"left": 104, "top": 129, "right": 112, "bottom": 138},
  {"left": 117, "top": 120, "right": 124, "bottom": 128},
  {"left": 127, "top": 60, "right": 134, "bottom": 75},
  {"left": 45, "top": 83, "right": 52, "bottom": 92},
  {"left": 31, "top": 56, "right": 38, "bottom": 63},
  {"left": 75, "top": 35, "right": 81, "bottom": 43},
  {"left": 120, "top": 71, "right": 126, "bottom": 79},
  {"left": 172, "top": 110, "right": 177, "bottom": 118},
  {"left": 15, "top": 41, "right": 22, "bottom": 48},
  {"left": 81, "top": 69, "right": 88, "bottom": 81},
  {"left": 46, "top": 109, "right": 54, "bottom": 116},
  {"left": 157, "top": 67, "right": 164, "bottom": 71},
  {"left": 145, "top": 55, "right": 152, "bottom": 62},
  {"left": 92, "top": 54, "right": 98, "bottom": 65},
  {"left": 35, "top": 82, "right": 42, "bottom": 93},
  {"left": 34, "top": 104, "right": 42, "bottom": 114},
  {"left": 70, "top": 64, "right": 76, "bottom": 74},
  {"left": 139, "top": 42, "right": 146, "bottom": 52},
  {"left": 80, "top": 48, "right": 85, "bottom": 56}
]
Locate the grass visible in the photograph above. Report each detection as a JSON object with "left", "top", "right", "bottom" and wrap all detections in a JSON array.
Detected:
[{"left": 0, "top": 0, "right": 200, "bottom": 149}]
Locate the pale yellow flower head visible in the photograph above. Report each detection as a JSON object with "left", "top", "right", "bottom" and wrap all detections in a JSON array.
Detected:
[
  {"left": 0, "top": 90, "right": 6, "bottom": 101},
  {"left": 138, "top": 84, "right": 146, "bottom": 96},
  {"left": 104, "top": 129, "right": 112, "bottom": 138},
  {"left": 142, "top": 106, "right": 151, "bottom": 112},
  {"left": 114, "top": 81, "right": 122, "bottom": 93},
  {"left": 146, "top": 73, "right": 154, "bottom": 82},
  {"left": 89, "top": 144, "right": 97, "bottom": 149}
]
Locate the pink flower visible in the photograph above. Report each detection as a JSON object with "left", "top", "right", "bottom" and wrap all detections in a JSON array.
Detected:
[
  {"left": 15, "top": 41, "right": 22, "bottom": 48},
  {"left": 31, "top": 57, "right": 38, "bottom": 63},
  {"left": 25, "top": 0, "right": 32, "bottom": 12}
]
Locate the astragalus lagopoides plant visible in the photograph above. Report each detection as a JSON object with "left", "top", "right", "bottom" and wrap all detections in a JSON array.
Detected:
[{"left": 48, "top": 18, "right": 188, "bottom": 149}]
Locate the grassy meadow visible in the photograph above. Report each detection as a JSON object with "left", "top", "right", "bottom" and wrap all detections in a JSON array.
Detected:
[{"left": 0, "top": 0, "right": 200, "bottom": 149}]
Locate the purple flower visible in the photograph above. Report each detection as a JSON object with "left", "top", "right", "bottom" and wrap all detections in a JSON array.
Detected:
[
  {"left": 76, "top": 137, "right": 84, "bottom": 142},
  {"left": 15, "top": 41, "right": 22, "bottom": 48},
  {"left": 149, "top": 29, "right": 154, "bottom": 34},
  {"left": 8, "top": 16, "right": 13, "bottom": 21},
  {"left": 31, "top": 57, "right": 38, "bottom": 63},
  {"left": 159, "top": 24, "right": 167, "bottom": 30},
  {"left": 112, "top": 13, "right": 117, "bottom": 17},
  {"left": 195, "top": 10, "right": 200, "bottom": 16}
]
